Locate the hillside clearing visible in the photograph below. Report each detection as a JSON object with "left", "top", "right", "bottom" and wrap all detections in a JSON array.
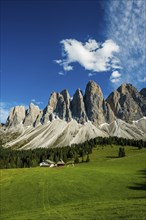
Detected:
[{"left": 0, "top": 146, "right": 146, "bottom": 220}]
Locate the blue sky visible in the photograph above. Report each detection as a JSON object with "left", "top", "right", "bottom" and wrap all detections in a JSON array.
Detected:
[{"left": 1, "top": 0, "right": 146, "bottom": 123}]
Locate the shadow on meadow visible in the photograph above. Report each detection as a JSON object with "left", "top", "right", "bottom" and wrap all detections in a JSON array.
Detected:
[
  {"left": 106, "top": 156, "right": 119, "bottom": 159},
  {"left": 128, "top": 170, "right": 146, "bottom": 191}
]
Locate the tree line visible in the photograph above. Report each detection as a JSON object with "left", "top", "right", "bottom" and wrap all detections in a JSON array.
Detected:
[{"left": 0, "top": 136, "right": 145, "bottom": 169}]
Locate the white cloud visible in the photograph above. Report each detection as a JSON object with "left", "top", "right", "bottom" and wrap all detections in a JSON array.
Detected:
[
  {"left": 35, "top": 101, "right": 43, "bottom": 105},
  {"left": 31, "top": 99, "right": 43, "bottom": 105},
  {"left": 85, "top": 39, "right": 99, "bottom": 51},
  {"left": 110, "top": 78, "right": 120, "bottom": 84},
  {"left": 63, "top": 65, "right": 73, "bottom": 71},
  {"left": 58, "top": 71, "right": 65, "bottom": 76},
  {"left": 54, "top": 59, "right": 62, "bottom": 64},
  {"left": 110, "top": 71, "right": 121, "bottom": 84},
  {"left": 139, "top": 77, "right": 146, "bottom": 83},
  {"left": 88, "top": 73, "right": 96, "bottom": 77},
  {"left": 106, "top": 0, "right": 146, "bottom": 87},
  {"left": 54, "top": 60, "right": 73, "bottom": 72},
  {"left": 111, "top": 71, "right": 121, "bottom": 78},
  {"left": 56, "top": 38, "right": 120, "bottom": 73}
]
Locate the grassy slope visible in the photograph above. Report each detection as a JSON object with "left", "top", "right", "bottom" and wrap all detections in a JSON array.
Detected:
[{"left": 0, "top": 145, "right": 146, "bottom": 220}]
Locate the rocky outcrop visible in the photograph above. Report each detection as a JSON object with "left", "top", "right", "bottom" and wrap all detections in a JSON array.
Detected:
[
  {"left": 34, "top": 111, "right": 43, "bottom": 126},
  {"left": 106, "top": 84, "right": 146, "bottom": 122},
  {"left": 71, "top": 89, "right": 87, "bottom": 124},
  {"left": 60, "top": 89, "right": 72, "bottom": 122},
  {"left": 100, "top": 118, "right": 146, "bottom": 141},
  {"left": 23, "top": 103, "right": 41, "bottom": 126},
  {"left": 42, "top": 90, "right": 72, "bottom": 124},
  {"left": 84, "top": 81, "right": 114, "bottom": 125},
  {"left": 3, "top": 117, "right": 146, "bottom": 150},
  {"left": 140, "top": 88, "right": 146, "bottom": 98},
  {"left": 2, "top": 81, "right": 146, "bottom": 149},
  {"left": 102, "top": 100, "right": 115, "bottom": 123},
  {"left": 84, "top": 81, "right": 105, "bottom": 125},
  {"left": 5, "top": 82, "right": 146, "bottom": 128},
  {"left": 42, "top": 92, "right": 58, "bottom": 124},
  {"left": 6, "top": 106, "right": 26, "bottom": 127}
]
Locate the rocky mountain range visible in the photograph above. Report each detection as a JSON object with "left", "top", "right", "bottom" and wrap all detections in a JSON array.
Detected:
[{"left": 1, "top": 81, "right": 146, "bottom": 149}]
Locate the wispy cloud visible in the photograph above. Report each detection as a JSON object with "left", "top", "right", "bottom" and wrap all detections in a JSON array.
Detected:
[
  {"left": 58, "top": 71, "right": 65, "bottom": 76},
  {"left": 110, "top": 71, "right": 121, "bottom": 84},
  {"left": 139, "top": 77, "right": 146, "bottom": 83},
  {"left": 55, "top": 38, "right": 120, "bottom": 74},
  {"left": 31, "top": 99, "right": 43, "bottom": 105},
  {"left": 88, "top": 72, "right": 96, "bottom": 77},
  {"left": 106, "top": 0, "right": 146, "bottom": 87},
  {"left": 63, "top": 65, "right": 73, "bottom": 71}
]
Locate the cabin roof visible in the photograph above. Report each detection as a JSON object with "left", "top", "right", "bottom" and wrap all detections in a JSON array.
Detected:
[
  {"left": 45, "top": 160, "right": 55, "bottom": 164},
  {"left": 57, "top": 160, "right": 65, "bottom": 165}
]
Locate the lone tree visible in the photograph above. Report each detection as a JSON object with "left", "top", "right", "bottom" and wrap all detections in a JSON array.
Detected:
[
  {"left": 86, "top": 154, "right": 90, "bottom": 162},
  {"left": 118, "top": 147, "right": 126, "bottom": 157},
  {"left": 74, "top": 155, "right": 79, "bottom": 164}
]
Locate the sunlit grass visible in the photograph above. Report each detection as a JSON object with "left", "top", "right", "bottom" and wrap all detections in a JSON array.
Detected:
[{"left": 1, "top": 145, "right": 146, "bottom": 220}]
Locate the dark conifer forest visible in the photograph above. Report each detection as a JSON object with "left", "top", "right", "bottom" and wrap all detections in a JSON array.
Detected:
[{"left": 0, "top": 136, "right": 145, "bottom": 169}]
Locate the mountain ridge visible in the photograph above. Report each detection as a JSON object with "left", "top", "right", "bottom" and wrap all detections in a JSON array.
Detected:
[
  {"left": 6, "top": 80, "right": 146, "bottom": 128},
  {"left": 1, "top": 81, "right": 146, "bottom": 149}
]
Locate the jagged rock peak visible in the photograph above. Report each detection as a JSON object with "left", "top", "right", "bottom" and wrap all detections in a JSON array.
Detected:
[
  {"left": 61, "top": 89, "right": 70, "bottom": 99},
  {"left": 71, "top": 88, "right": 87, "bottom": 124},
  {"left": 29, "top": 102, "right": 40, "bottom": 110},
  {"left": 84, "top": 81, "right": 106, "bottom": 125},
  {"left": 5, "top": 81, "right": 146, "bottom": 128},
  {"left": 6, "top": 106, "right": 26, "bottom": 127},
  {"left": 42, "top": 89, "right": 72, "bottom": 124},
  {"left": 60, "top": 89, "right": 72, "bottom": 121},
  {"left": 42, "top": 92, "right": 61, "bottom": 124},
  {"left": 102, "top": 101, "right": 115, "bottom": 124},
  {"left": 84, "top": 81, "right": 115, "bottom": 125},
  {"left": 23, "top": 103, "right": 41, "bottom": 126},
  {"left": 117, "top": 83, "right": 139, "bottom": 95},
  {"left": 107, "top": 83, "right": 146, "bottom": 122},
  {"left": 86, "top": 80, "right": 103, "bottom": 95},
  {"left": 49, "top": 92, "right": 60, "bottom": 111}
]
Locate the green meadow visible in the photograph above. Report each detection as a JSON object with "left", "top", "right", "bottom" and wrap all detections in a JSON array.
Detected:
[{"left": 1, "top": 145, "right": 146, "bottom": 220}]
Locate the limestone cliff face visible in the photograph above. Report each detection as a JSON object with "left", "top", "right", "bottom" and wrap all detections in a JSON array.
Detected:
[
  {"left": 102, "top": 100, "right": 115, "bottom": 124},
  {"left": 5, "top": 81, "right": 146, "bottom": 128},
  {"left": 106, "top": 84, "right": 146, "bottom": 122},
  {"left": 34, "top": 111, "right": 43, "bottom": 126},
  {"left": 23, "top": 103, "right": 40, "bottom": 126},
  {"left": 42, "top": 92, "right": 59, "bottom": 124},
  {"left": 42, "top": 90, "right": 72, "bottom": 124},
  {"left": 84, "top": 81, "right": 114, "bottom": 125},
  {"left": 71, "top": 89, "right": 87, "bottom": 124},
  {"left": 3, "top": 82, "right": 146, "bottom": 149},
  {"left": 60, "top": 89, "right": 72, "bottom": 122},
  {"left": 6, "top": 106, "right": 26, "bottom": 127}
]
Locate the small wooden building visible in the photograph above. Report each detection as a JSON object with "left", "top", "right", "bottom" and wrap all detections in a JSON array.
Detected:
[
  {"left": 40, "top": 160, "right": 55, "bottom": 167},
  {"left": 57, "top": 160, "right": 65, "bottom": 167}
]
